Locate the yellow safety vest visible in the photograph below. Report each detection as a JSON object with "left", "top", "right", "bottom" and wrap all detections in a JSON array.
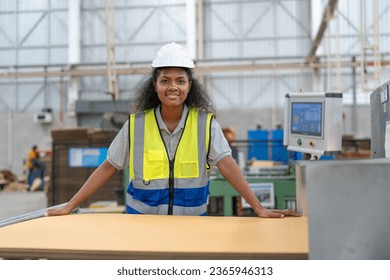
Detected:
[{"left": 127, "top": 107, "right": 213, "bottom": 215}]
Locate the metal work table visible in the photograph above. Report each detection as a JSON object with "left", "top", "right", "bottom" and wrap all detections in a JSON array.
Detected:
[{"left": 0, "top": 214, "right": 308, "bottom": 260}]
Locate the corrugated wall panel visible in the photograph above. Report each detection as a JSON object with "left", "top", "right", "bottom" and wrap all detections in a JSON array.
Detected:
[
  {"left": 203, "top": 0, "right": 312, "bottom": 59},
  {"left": 80, "top": 1, "right": 187, "bottom": 64}
]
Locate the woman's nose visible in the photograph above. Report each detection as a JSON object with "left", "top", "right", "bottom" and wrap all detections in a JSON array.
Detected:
[{"left": 168, "top": 83, "right": 178, "bottom": 90}]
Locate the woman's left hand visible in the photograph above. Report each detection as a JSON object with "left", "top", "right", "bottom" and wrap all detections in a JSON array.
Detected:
[{"left": 255, "top": 208, "right": 301, "bottom": 218}]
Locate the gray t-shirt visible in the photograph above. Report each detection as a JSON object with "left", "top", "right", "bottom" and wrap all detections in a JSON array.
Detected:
[{"left": 107, "top": 105, "right": 232, "bottom": 170}]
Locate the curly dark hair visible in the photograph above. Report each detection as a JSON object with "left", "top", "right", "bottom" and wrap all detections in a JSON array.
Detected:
[{"left": 130, "top": 67, "right": 216, "bottom": 115}]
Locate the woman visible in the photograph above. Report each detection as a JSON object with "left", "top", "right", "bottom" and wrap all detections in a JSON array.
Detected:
[{"left": 48, "top": 43, "right": 298, "bottom": 218}]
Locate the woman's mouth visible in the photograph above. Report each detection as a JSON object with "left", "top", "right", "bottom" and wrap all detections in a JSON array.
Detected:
[{"left": 167, "top": 94, "right": 179, "bottom": 99}]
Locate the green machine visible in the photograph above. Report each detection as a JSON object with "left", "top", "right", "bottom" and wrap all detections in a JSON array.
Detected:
[{"left": 209, "top": 165, "right": 296, "bottom": 216}]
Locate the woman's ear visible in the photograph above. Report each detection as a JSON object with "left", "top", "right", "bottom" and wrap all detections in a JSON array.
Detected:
[{"left": 153, "top": 80, "right": 157, "bottom": 92}]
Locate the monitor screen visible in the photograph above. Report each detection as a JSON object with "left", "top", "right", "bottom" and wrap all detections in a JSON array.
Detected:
[{"left": 291, "top": 102, "right": 322, "bottom": 137}]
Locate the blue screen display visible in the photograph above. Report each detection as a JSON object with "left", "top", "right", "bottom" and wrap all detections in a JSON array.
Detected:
[
  {"left": 291, "top": 102, "right": 322, "bottom": 137},
  {"left": 68, "top": 147, "right": 108, "bottom": 168}
]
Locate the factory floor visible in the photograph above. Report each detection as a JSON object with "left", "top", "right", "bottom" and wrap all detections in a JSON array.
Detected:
[{"left": 0, "top": 191, "right": 47, "bottom": 221}]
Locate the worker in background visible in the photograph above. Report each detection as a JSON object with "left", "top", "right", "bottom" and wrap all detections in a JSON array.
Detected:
[
  {"left": 48, "top": 43, "right": 299, "bottom": 218},
  {"left": 26, "top": 145, "right": 45, "bottom": 191}
]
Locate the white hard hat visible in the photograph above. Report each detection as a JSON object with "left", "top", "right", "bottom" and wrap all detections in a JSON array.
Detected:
[{"left": 151, "top": 42, "right": 195, "bottom": 68}]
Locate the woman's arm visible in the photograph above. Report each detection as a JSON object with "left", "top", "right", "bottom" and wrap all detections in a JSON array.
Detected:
[
  {"left": 47, "top": 160, "right": 118, "bottom": 216},
  {"left": 216, "top": 156, "right": 300, "bottom": 218}
]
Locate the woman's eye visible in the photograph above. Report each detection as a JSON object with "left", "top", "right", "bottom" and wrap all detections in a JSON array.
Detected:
[{"left": 178, "top": 80, "right": 186, "bottom": 85}]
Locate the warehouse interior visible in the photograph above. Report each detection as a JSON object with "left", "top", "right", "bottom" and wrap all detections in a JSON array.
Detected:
[{"left": 1, "top": 0, "right": 390, "bottom": 260}]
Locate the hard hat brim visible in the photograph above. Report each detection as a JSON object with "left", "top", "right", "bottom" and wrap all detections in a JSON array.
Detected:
[{"left": 151, "top": 63, "right": 195, "bottom": 69}]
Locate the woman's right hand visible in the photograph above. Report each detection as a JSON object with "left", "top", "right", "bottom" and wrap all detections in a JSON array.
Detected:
[{"left": 46, "top": 205, "right": 74, "bottom": 216}]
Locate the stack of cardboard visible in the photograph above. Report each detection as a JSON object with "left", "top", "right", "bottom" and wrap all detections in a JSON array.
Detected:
[
  {"left": 49, "top": 128, "right": 124, "bottom": 207},
  {"left": 51, "top": 127, "right": 118, "bottom": 141}
]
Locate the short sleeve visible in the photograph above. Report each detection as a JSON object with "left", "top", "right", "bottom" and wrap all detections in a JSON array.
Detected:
[
  {"left": 107, "top": 120, "right": 129, "bottom": 170},
  {"left": 207, "top": 118, "right": 232, "bottom": 166}
]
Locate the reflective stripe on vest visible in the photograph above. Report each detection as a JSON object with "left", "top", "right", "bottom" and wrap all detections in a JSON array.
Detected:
[{"left": 127, "top": 107, "right": 213, "bottom": 216}]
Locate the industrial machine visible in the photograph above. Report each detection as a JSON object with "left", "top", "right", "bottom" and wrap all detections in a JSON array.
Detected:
[
  {"left": 293, "top": 85, "right": 390, "bottom": 259},
  {"left": 370, "top": 80, "right": 390, "bottom": 158},
  {"left": 209, "top": 172, "right": 296, "bottom": 216}
]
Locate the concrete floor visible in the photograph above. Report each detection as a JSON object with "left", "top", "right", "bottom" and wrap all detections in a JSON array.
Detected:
[{"left": 0, "top": 191, "right": 47, "bottom": 221}]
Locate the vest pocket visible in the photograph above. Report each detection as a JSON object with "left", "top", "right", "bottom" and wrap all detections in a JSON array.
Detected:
[
  {"left": 178, "top": 161, "right": 199, "bottom": 178},
  {"left": 145, "top": 150, "right": 165, "bottom": 180}
]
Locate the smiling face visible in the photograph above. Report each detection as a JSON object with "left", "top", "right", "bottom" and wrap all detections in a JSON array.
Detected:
[{"left": 153, "top": 67, "right": 192, "bottom": 109}]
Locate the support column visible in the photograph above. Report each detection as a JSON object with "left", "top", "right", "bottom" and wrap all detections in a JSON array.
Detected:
[
  {"left": 105, "top": 0, "right": 118, "bottom": 100},
  {"left": 186, "top": 0, "right": 196, "bottom": 60},
  {"left": 351, "top": 56, "right": 357, "bottom": 133},
  {"left": 7, "top": 70, "right": 15, "bottom": 169},
  {"left": 196, "top": 0, "right": 204, "bottom": 60},
  {"left": 68, "top": 0, "right": 80, "bottom": 64},
  {"left": 67, "top": 0, "right": 80, "bottom": 120}
]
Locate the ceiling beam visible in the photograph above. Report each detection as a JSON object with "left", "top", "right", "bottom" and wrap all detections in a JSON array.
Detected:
[
  {"left": 2, "top": 58, "right": 390, "bottom": 79},
  {"left": 305, "top": 0, "right": 339, "bottom": 64}
]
